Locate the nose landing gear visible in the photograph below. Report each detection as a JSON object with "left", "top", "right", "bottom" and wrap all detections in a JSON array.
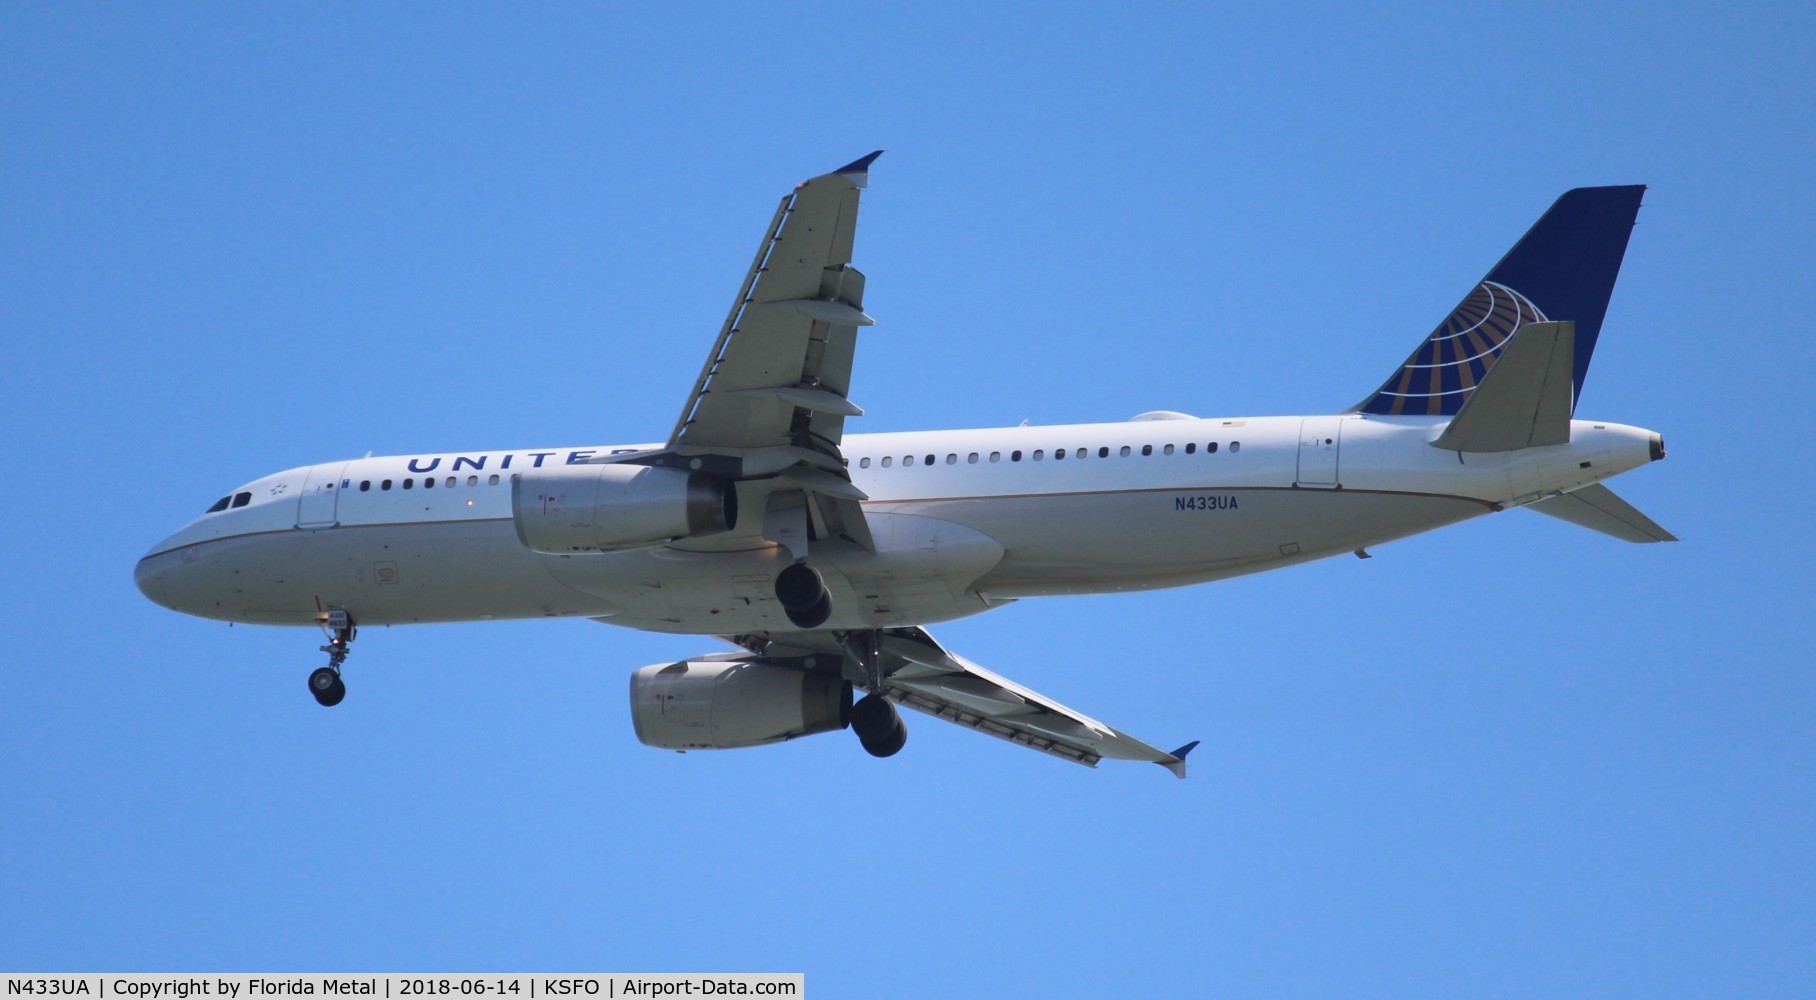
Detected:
[
  {"left": 309, "top": 609, "right": 354, "bottom": 707},
  {"left": 308, "top": 666, "right": 345, "bottom": 706}
]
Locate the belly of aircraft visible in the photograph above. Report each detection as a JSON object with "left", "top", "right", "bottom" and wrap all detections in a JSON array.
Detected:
[
  {"left": 158, "top": 487, "right": 1487, "bottom": 630},
  {"left": 884, "top": 486, "right": 1491, "bottom": 597},
  {"left": 161, "top": 518, "right": 1006, "bottom": 634}
]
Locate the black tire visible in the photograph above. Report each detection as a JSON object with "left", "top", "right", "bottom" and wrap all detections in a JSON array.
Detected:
[
  {"left": 774, "top": 563, "right": 825, "bottom": 609},
  {"left": 309, "top": 667, "right": 346, "bottom": 707},
  {"left": 775, "top": 564, "right": 833, "bottom": 627},
  {"left": 784, "top": 591, "right": 832, "bottom": 629},
  {"left": 850, "top": 693, "right": 895, "bottom": 736},
  {"left": 860, "top": 716, "right": 908, "bottom": 758},
  {"left": 851, "top": 695, "right": 907, "bottom": 757}
]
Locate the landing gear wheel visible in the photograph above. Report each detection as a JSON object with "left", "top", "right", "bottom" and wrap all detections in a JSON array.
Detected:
[
  {"left": 310, "top": 609, "right": 355, "bottom": 706},
  {"left": 308, "top": 667, "right": 345, "bottom": 707},
  {"left": 850, "top": 693, "right": 907, "bottom": 758},
  {"left": 775, "top": 563, "right": 833, "bottom": 629}
]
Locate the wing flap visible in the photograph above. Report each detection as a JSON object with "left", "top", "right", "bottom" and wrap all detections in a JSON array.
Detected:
[
  {"left": 887, "top": 664, "right": 1192, "bottom": 774},
  {"left": 740, "top": 627, "right": 1195, "bottom": 776}
]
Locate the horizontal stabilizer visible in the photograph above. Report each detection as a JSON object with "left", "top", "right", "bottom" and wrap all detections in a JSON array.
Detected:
[
  {"left": 1525, "top": 483, "right": 1678, "bottom": 543},
  {"left": 1160, "top": 740, "right": 1200, "bottom": 780},
  {"left": 1433, "top": 321, "right": 1575, "bottom": 452}
]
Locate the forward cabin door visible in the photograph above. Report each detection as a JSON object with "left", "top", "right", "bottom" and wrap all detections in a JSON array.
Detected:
[
  {"left": 296, "top": 462, "right": 348, "bottom": 529},
  {"left": 1295, "top": 417, "right": 1343, "bottom": 488}
]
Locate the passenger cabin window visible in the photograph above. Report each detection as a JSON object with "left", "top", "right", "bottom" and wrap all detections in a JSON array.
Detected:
[
  {"left": 989, "top": 452, "right": 1001, "bottom": 462},
  {"left": 230, "top": 492, "right": 251, "bottom": 509},
  {"left": 1185, "top": 443, "right": 1196, "bottom": 454},
  {"left": 1206, "top": 442, "right": 1218, "bottom": 454},
  {"left": 946, "top": 454, "right": 956, "bottom": 465},
  {"left": 968, "top": 453, "right": 979, "bottom": 464},
  {"left": 1141, "top": 444, "right": 1153, "bottom": 456},
  {"left": 1098, "top": 447, "right": 1109, "bottom": 458},
  {"left": 359, "top": 481, "right": 371, "bottom": 492},
  {"left": 424, "top": 477, "right": 434, "bottom": 489},
  {"left": 488, "top": 474, "right": 500, "bottom": 485},
  {"left": 1230, "top": 441, "right": 1241, "bottom": 453},
  {"left": 1164, "top": 444, "right": 1175, "bottom": 455},
  {"left": 466, "top": 475, "right": 478, "bottom": 486},
  {"left": 1033, "top": 449, "right": 1044, "bottom": 460},
  {"left": 404, "top": 478, "right": 414, "bottom": 489},
  {"left": 206, "top": 496, "right": 231, "bottom": 513},
  {"left": 882, "top": 456, "right": 893, "bottom": 468},
  {"left": 1120, "top": 446, "right": 1131, "bottom": 457},
  {"left": 1011, "top": 450, "right": 1023, "bottom": 462},
  {"left": 859, "top": 457, "right": 871, "bottom": 468},
  {"left": 904, "top": 455, "right": 915, "bottom": 467},
  {"left": 446, "top": 476, "right": 456, "bottom": 488},
  {"left": 925, "top": 454, "right": 935, "bottom": 466},
  {"left": 382, "top": 479, "right": 393, "bottom": 490}
]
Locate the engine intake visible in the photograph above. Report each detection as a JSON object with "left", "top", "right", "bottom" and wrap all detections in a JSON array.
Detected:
[
  {"left": 513, "top": 463, "right": 736, "bottom": 553},
  {"left": 630, "top": 657, "right": 852, "bottom": 750}
]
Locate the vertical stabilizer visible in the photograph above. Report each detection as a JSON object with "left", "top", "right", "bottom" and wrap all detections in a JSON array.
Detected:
[{"left": 1356, "top": 185, "right": 1644, "bottom": 417}]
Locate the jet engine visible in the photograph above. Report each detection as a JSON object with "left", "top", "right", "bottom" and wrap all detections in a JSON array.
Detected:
[
  {"left": 631, "top": 656, "right": 852, "bottom": 750},
  {"left": 513, "top": 463, "right": 736, "bottom": 553}
]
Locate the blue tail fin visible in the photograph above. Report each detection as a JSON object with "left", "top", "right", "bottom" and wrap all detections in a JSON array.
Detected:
[{"left": 1356, "top": 185, "right": 1645, "bottom": 416}]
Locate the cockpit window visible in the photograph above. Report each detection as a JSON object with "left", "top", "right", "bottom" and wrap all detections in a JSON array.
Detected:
[
  {"left": 230, "top": 492, "right": 251, "bottom": 509},
  {"left": 206, "top": 496, "right": 231, "bottom": 514}
]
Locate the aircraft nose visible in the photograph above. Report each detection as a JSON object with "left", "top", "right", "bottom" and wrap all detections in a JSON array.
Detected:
[{"left": 134, "top": 543, "right": 193, "bottom": 613}]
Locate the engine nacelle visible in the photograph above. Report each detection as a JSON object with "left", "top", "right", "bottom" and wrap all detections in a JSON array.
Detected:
[
  {"left": 630, "top": 657, "right": 851, "bottom": 750},
  {"left": 512, "top": 463, "right": 736, "bottom": 553}
]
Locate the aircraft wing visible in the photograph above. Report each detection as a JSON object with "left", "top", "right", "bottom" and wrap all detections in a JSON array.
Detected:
[
  {"left": 667, "top": 152, "right": 879, "bottom": 459},
  {"left": 732, "top": 627, "right": 1199, "bottom": 777},
  {"left": 618, "top": 152, "right": 882, "bottom": 551}
]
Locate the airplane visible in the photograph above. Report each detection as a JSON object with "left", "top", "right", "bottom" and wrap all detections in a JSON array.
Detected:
[{"left": 135, "top": 152, "right": 1674, "bottom": 777}]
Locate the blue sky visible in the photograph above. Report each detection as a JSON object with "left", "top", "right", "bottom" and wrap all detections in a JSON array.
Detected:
[{"left": 4, "top": 3, "right": 1813, "bottom": 994}]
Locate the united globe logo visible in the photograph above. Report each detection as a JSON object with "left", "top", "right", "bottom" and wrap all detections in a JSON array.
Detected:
[{"left": 1365, "top": 281, "right": 1548, "bottom": 416}]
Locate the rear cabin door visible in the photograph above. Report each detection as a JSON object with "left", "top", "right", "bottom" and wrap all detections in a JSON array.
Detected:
[
  {"left": 296, "top": 463, "right": 348, "bottom": 529},
  {"left": 1295, "top": 417, "right": 1343, "bottom": 488}
]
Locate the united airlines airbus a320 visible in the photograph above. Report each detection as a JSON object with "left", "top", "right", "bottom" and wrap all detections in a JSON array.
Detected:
[{"left": 136, "top": 153, "right": 1674, "bottom": 776}]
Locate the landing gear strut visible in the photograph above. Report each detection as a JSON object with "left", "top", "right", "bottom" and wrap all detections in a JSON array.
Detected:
[{"left": 309, "top": 609, "right": 354, "bottom": 707}]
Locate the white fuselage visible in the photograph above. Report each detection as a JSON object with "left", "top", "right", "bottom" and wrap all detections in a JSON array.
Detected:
[{"left": 134, "top": 413, "right": 1660, "bottom": 634}]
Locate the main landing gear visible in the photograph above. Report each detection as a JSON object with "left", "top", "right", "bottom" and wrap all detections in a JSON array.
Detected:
[
  {"left": 308, "top": 609, "right": 354, "bottom": 707},
  {"left": 841, "top": 630, "right": 907, "bottom": 758},
  {"left": 850, "top": 693, "right": 907, "bottom": 757}
]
